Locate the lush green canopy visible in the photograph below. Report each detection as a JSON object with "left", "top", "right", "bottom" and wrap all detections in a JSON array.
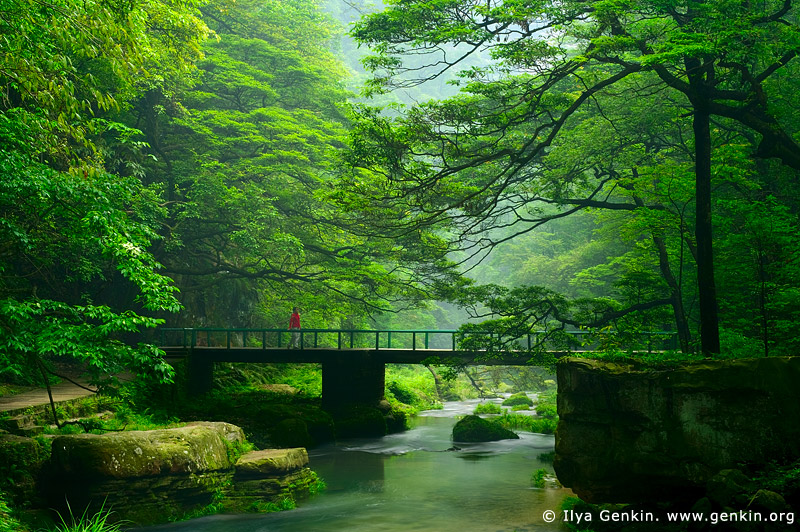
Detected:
[{"left": 344, "top": 0, "right": 800, "bottom": 356}]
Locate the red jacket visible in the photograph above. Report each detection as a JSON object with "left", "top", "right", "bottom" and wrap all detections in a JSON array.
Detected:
[{"left": 289, "top": 312, "right": 301, "bottom": 329}]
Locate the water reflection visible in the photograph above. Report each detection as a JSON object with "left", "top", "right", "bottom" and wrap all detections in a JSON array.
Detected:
[{"left": 137, "top": 399, "right": 570, "bottom": 532}]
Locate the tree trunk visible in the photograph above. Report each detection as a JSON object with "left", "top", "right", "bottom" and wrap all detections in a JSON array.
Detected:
[
  {"left": 424, "top": 364, "right": 445, "bottom": 401},
  {"left": 693, "top": 107, "right": 721, "bottom": 355},
  {"left": 631, "top": 184, "right": 692, "bottom": 352}
]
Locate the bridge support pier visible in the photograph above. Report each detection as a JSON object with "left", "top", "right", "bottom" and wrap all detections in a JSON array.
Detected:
[
  {"left": 322, "top": 352, "right": 385, "bottom": 410},
  {"left": 187, "top": 350, "right": 214, "bottom": 396}
]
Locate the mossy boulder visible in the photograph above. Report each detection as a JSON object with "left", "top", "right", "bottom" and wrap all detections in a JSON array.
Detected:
[
  {"left": 235, "top": 448, "right": 308, "bottom": 477},
  {"left": 46, "top": 422, "right": 248, "bottom": 525},
  {"left": 50, "top": 421, "right": 244, "bottom": 478},
  {"left": 227, "top": 448, "right": 319, "bottom": 513},
  {"left": 452, "top": 415, "right": 519, "bottom": 443}
]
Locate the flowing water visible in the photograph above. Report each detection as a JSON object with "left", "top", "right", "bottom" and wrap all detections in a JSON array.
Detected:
[{"left": 140, "top": 398, "right": 571, "bottom": 532}]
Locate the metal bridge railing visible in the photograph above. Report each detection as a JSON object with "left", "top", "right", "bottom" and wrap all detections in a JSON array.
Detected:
[{"left": 158, "top": 328, "right": 679, "bottom": 352}]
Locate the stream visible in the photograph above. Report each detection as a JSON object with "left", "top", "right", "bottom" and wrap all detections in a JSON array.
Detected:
[{"left": 140, "top": 398, "right": 571, "bottom": 532}]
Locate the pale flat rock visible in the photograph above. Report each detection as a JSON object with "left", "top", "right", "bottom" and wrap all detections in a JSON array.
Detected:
[{"left": 235, "top": 447, "right": 308, "bottom": 476}]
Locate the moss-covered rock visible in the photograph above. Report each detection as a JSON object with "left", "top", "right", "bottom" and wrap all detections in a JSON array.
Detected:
[
  {"left": 225, "top": 448, "right": 319, "bottom": 513},
  {"left": 452, "top": 415, "right": 519, "bottom": 442},
  {"left": 50, "top": 421, "right": 244, "bottom": 478},
  {"left": 555, "top": 356, "right": 800, "bottom": 504},
  {"left": 46, "top": 422, "right": 246, "bottom": 525},
  {"left": 235, "top": 448, "right": 308, "bottom": 477}
]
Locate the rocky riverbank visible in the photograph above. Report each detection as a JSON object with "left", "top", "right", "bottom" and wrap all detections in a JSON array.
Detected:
[{"left": 1, "top": 422, "right": 320, "bottom": 527}]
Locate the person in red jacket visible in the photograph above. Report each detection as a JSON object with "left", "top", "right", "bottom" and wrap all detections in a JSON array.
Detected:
[{"left": 288, "top": 307, "right": 301, "bottom": 349}]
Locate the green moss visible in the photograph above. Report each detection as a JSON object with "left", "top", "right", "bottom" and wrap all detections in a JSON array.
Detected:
[{"left": 452, "top": 415, "right": 519, "bottom": 442}]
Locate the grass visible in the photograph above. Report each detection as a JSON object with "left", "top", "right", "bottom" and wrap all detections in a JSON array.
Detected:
[
  {"left": 495, "top": 412, "right": 557, "bottom": 434},
  {"left": 473, "top": 402, "right": 502, "bottom": 415},
  {"left": 0, "top": 490, "right": 26, "bottom": 532},
  {"left": 531, "top": 468, "right": 548, "bottom": 488},
  {"left": 52, "top": 500, "right": 125, "bottom": 532}
]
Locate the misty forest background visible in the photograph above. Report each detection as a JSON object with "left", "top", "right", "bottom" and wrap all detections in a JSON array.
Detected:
[{"left": 3, "top": 0, "right": 800, "bottom": 391}]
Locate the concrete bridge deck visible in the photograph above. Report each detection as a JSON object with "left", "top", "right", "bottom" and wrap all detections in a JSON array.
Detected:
[
  {"left": 161, "top": 346, "right": 548, "bottom": 366},
  {"left": 159, "top": 327, "right": 676, "bottom": 405}
]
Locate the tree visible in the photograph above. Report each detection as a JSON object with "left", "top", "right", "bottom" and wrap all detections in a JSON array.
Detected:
[
  {"left": 346, "top": 0, "right": 800, "bottom": 355},
  {"left": 130, "top": 0, "right": 439, "bottom": 329},
  {"left": 0, "top": 0, "right": 209, "bottom": 418}
]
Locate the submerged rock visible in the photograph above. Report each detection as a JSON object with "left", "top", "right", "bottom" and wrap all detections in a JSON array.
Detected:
[{"left": 452, "top": 415, "right": 519, "bottom": 442}]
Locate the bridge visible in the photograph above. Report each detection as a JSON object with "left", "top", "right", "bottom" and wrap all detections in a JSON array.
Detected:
[{"left": 158, "top": 327, "right": 676, "bottom": 407}]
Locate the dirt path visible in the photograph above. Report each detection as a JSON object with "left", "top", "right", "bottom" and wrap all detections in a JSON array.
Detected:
[{"left": 0, "top": 379, "right": 97, "bottom": 413}]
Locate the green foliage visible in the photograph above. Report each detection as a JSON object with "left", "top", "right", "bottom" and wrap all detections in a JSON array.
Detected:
[
  {"left": 215, "top": 363, "right": 322, "bottom": 397},
  {"left": 0, "top": 0, "right": 208, "bottom": 406},
  {"left": 502, "top": 393, "right": 533, "bottom": 408},
  {"left": 751, "top": 460, "right": 800, "bottom": 499},
  {"left": 128, "top": 0, "right": 426, "bottom": 329},
  {"left": 52, "top": 500, "right": 125, "bottom": 532},
  {"left": 535, "top": 403, "right": 557, "bottom": 420},
  {"left": 0, "top": 490, "right": 25, "bottom": 532},
  {"left": 344, "top": 0, "right": 800, "bottom": 358},
  {"left": 574, "top": 349, "right": 706, "bottom": 370},
  {"left": 384, "top": 365, "right": 442, "bottom": 411},
  {"left": 495, "top": 412, "right": 557, "bottom": 435},
  {"left": 531, "top": 468, "right": 548, "bottom": 489},
  {"left": 473, "top": 402, "right": 502, "bottom": 415}
]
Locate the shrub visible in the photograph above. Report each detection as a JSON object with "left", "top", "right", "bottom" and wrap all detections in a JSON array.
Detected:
[
  {"left": 502, "top": 392, "right": 533, "bottom": 407},
  {"left": 473, "top": 402, "right": 501, "bottom": 415},
  {"left": 535, "top": 403, "right": 557, "bottom": 419}
]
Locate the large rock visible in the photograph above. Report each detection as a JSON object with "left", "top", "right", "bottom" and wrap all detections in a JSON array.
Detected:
[
  {"left": 226, "top": 448, "right": 318, "bottom": 511},
  {"left": 554, "top": 356, "right": 800, "bottom": 503},
  {"left": 235, "top": 448, "right": 309, "bottom": 477},
  {"left": 452, "top": 415, "right": 519, "bottom": 442},
  {"left": 50, "top": 421, "right": 244, "bottom": 478},
  {"left": 46, "top": 422, "right": 246, "bottom": 525}
]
